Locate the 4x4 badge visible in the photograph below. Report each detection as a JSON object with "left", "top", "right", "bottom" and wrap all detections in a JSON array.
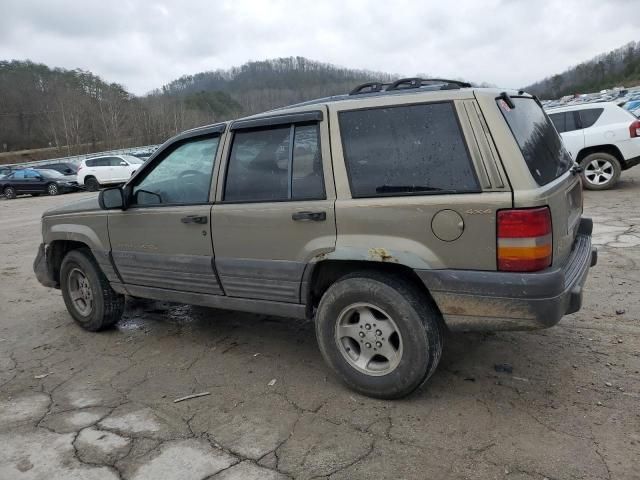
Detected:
[{"left": 465, "top": 209, "right": 492, "bottom": 215}]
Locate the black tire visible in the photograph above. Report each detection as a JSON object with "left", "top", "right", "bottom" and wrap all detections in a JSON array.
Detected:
[
  {"left": 85, "top": 177, "right": 100, "bottom": 192},
  {"left": 3, "top": 186, "right": 16, "bottom": 199},
  {"left": 580, "top": 152, "right": 621, "bottom": 191},
  {"left": 47, "top": 183, "right": 59, "bottom": 196},
  {"left": 60, "top": 249, "right": 125, "bottom": 331},
  {"left": 315, "top": 272, "right": 444, "bottom": 399}
]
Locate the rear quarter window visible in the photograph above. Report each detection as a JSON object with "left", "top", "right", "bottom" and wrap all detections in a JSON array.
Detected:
[
  {"left": 339, "top": 102, "right": 479, "bottom": 198},
  {"left": 498, "top": 97, "right": 572, "bottom": 185}
]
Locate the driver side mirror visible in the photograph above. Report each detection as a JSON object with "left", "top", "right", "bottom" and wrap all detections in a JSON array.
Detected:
[
  {"left": 120, "top": 161, "right": 128, "bottom": 166},
  {"left": 99, "top": 187, "right": 125, "bottom": 210}
]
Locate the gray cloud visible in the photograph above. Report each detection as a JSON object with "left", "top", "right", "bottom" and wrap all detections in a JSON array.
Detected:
[{"left": 0, "top": 0, "right": 637, "bottom": 95}]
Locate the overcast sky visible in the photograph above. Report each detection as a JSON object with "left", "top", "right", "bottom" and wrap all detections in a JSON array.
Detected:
[{"left": 0, "top": 0, "right": 637, "bottom": 95}]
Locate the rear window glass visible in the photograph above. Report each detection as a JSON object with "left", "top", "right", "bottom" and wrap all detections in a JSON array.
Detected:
[
  {"left": 498, "top": 97, "right": 572, "bottom": 185},
  {"left": 339, "top": 102, "right": 479, "bottom": 198},
  {"left": 579, "top": 108, "right": 604, "bottom": 129}
]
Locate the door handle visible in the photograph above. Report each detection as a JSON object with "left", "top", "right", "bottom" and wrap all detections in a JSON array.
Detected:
[
  {"left": 181, "top": 215, "right": 208, "bottom": 224},
  {"left": 292, "top": 211, "right": 326, "bottom": 222}
]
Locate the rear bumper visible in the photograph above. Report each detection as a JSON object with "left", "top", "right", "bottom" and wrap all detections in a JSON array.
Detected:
[
  {"left": 416, "top": 217, "right": 597, "bottom": 332},
  {"left": 34, "top": 243, "right": 58, "bottom": 288},
  {"left": 621, "top": 154, "right": 640, "bottom": 170}
]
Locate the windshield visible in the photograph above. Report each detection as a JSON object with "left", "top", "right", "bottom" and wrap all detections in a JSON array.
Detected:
[
  {"left": 498, "top": 96, "right": 572, "bottom": 185},
  {"left": 37, "top": 169, "right": 65, "bottom": 178}
]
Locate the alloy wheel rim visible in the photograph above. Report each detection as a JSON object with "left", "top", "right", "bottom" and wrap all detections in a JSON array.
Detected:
[
  {"left": 334, "top": 302, "right": 403, "bottom": 376},
  {"left": 68, "top": 268, "right": 93, "bottom": 316},
  {"left": 584, "top": 159, "right": 614, "bottom": 186},
  {"left": 49, "top": 184, "right": 58, "bottom": 195}
]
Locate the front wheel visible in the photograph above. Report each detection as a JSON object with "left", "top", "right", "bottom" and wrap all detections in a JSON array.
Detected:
[
  {"left": 84, "top": 177, "right": 100, "bottom": 192},
  {"left": 60, "top": 249, "right": 125, "bottom": 331},
  {"left": 581, "top": 153, "right": 621, "bottom": 190},
  {"left": 315, "top": 272, "right": 443, "bottom": 399},
  {"left": 3, "top": 186, "right": 16, "bottom": 199}
]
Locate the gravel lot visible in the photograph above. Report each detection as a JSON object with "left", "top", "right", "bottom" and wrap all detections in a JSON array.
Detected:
[{"left": 1, "top": 172, "right": 639, "bottom": 480}]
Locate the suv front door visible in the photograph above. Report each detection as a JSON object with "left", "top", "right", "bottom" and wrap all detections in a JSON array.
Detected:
[
  {"left": 108, "top": 132, "right": 224, "bottom": 295},
  {"left": 212, "top": 111, "right": 336, "bottom": 303}
]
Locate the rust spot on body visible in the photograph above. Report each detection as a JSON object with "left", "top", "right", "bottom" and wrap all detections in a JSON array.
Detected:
[{"left": 368, "top": 247, "right": 397, "bottom": 262}]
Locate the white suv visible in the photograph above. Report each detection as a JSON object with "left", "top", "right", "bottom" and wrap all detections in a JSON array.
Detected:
[
  {"left": 547, "top": 102, "right": 640, "bottom": 190},
  {"left": 77, "top": 155, "right": 145, "bottom": 191}
]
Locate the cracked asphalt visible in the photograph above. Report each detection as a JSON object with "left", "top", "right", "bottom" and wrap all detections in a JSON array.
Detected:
[{"left": 1, "top": 170, "right": 639, "bottom": 480}]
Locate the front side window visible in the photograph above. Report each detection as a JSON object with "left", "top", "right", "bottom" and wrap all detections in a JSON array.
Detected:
[
  {"left": 132, "top": 135, "right": 220, "bottom": 205},
  {"left": 224, "top": 123, "right": 324, "bottom": 202},
  {"left": 339, "top": 102, "right": 479, "bottom": 198},
  {"left": 549, "top": 112, "right": 578, "bottom": 133},
  {"left": 110, "top": 157, "right": 126, "bottom": 167},
  {"left": 25, "top": 170, "right": 41, "bottom": 179}
]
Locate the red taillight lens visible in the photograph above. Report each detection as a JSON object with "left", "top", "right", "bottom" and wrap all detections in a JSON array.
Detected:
[
  {"left": 497, "top": 207, "right": 552, "bottom": 272},
  {"left": 630, "top": 120, "right": 640, "bottom": 138},
  {"left": 78, "top": 164, "right": 83, "bottom": 170}
]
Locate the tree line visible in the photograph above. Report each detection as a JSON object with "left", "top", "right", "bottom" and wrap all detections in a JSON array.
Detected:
[
  {"left": 526, "top": 41, "right": 640, "bottom": 99},
  {"left": 0, "top": 57, "right": 392, "bottom": 163}
]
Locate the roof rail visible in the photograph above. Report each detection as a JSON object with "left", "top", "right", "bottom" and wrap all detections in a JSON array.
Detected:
[
  {"left": 349, "top": 82, "right": 389, "bottom": 95},
  {"left": 348, "top": 78, "right": 471, "bottom": 96}
]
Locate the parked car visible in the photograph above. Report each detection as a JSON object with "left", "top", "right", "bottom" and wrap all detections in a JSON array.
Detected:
[
  {"left": 34, "top": 80, "right": 596, "bottom": 399},
  {"left": 1, "top": 168, "right": 81, "bottom": 199},
  {"left": 38, "top": 162, "right": 78, "bottom": 176},
  {"left": 77, "top": 155, "right": 144, "bottom": 191},
  {"left": 547, "top": 102, "right": 640, "bottom": 190},
  {"left": 622, "top": 100, "right": 640, "bottom": 117}
]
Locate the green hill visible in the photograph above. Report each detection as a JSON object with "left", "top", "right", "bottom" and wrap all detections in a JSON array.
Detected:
[{"left": 525, "top": 41, "right": 640, "bottom": 99}]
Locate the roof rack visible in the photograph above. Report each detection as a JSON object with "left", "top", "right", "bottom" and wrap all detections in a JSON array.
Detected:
[
  {"left": 349, "top": 82, "right": 390, "bottom": 95},
  {"left": 349, "top": 77, "right": 472, "bottom": 96}
]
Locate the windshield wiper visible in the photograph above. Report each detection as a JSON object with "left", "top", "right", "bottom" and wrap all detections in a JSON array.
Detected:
[{"left": 375, "top": 185, "right": 444, "bottom": 193}]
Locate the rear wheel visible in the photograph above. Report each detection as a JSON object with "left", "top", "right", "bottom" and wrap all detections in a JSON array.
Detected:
[
  {"left": 581, "top": 152, "right": 621, "bottom": 190},
  {"left": 3, "top": 186, "right": 16, "bottom": 199},
  {"left": 85, "top": 177, "right": 100, "bottom": 192},
  {"left": 60, "top": 249, "right": 125, "bottom": 331},
  {"left": 315, "top": 272, "right": 443, "bottom": 399},
  {"left": 47, "top": 183, "right": 59, "bottom": 196}
]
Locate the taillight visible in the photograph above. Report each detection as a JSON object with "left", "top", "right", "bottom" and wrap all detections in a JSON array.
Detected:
[
  {"left": 78, "top": 164, "right": 83, "bottom": 171},
  {"left": 630, "top": 120, "right": 640, "bottom": 138},
  {"left": 497, "top": 207, "right": 552, "bottom": 272}
]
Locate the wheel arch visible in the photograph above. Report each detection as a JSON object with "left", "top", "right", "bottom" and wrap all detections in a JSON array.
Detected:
[
  {"left": 303, "top": 259, "right": 439, "bottom": 319},
  {"left": 576, "top": 145, "right": 626, "bottom": 168},
  {"left": 47, "top": 240, "right": 93, "bottom": 285}
]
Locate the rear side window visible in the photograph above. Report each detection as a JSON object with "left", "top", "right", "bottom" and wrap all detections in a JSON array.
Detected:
[
  {"left": 498, "top": 97, "right": 572, "bottom": 185},
  {"left": 549, "top": 112, "right": 579, "bottom": 133},
  {"left": 86, "top": 158, "right": 109, "bottom": 167},
  {"left": 11, "top": 170, "right": 25, "bottom": 179},
  {"left": 339, "top": 103, "right": 479, "bottom": 198},
  {"left": 579, "top": 108, "right": 604, "bottom": 129},
  {"left": 224, "top": 123, "right": 325, "bottom": 202}
]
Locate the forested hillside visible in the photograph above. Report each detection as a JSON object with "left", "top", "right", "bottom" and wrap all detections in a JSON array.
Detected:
[
  {"left": 526, "top": 41, "right": 640, "bottom": 99},
  {"left": 159, "top": 56, "right": 395, "bottom": 114},
  {"left": 0, "top": 57, "right": 392, "bottom": 160}
]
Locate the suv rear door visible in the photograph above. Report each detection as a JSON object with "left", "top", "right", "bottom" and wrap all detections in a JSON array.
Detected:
[
  {"left": 211, "top": 109, "right": 336, "bottom": 303},
  {"left": 482, "top": 93, "right": 582, "bottom": 265}
]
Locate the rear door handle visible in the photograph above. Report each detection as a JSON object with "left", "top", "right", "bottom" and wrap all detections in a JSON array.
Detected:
[
  {"left": 181, "top": 215, "right": 208, "bottom": 224},
  {"left": 292, "top": 211, "right": 326, "bottom": 222}
]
